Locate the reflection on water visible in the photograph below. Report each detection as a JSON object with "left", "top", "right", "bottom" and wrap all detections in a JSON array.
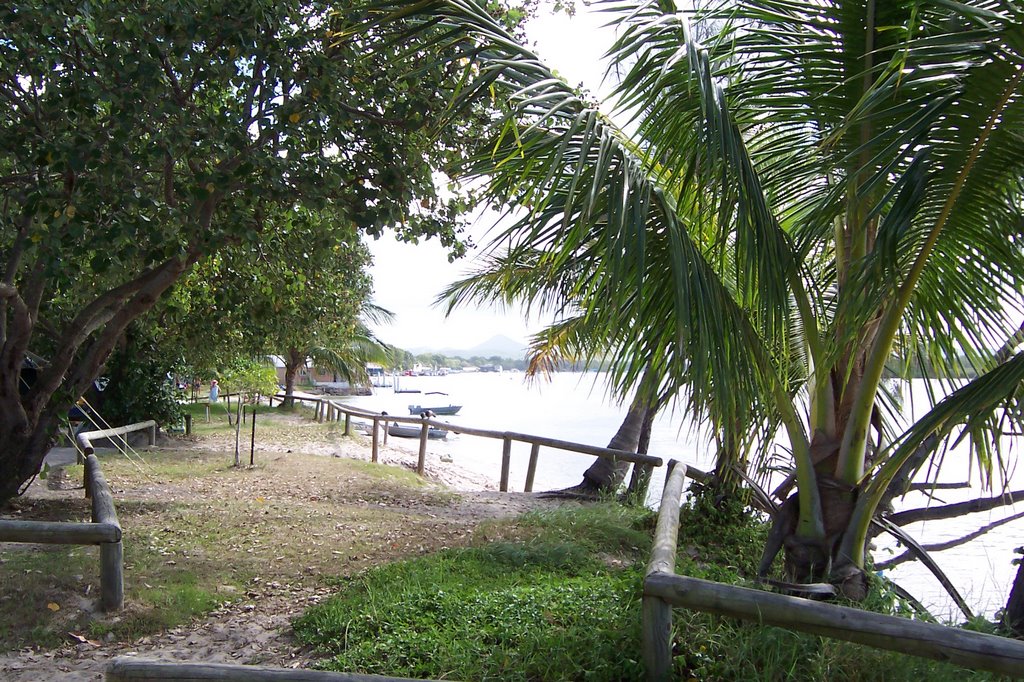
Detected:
[{"left": 339, "top": 372, "right": 1022, "bottom": 620}]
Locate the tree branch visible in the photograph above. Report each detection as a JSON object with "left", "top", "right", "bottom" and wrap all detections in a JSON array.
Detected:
[
  {"left": 874, "top": 509, "right": 1024, "bottom": 571},
  {"left": 0, "top": 212, "right": 32, "bottom": 345},
  {"left": 0, "top": 283, "right": 32, "bottom": 412},
  {"left": 156, "top": 49, "right": 192, "bottom": 109},
  {"left": 24, "top": 255, "right": 191, "bottom": 416},
  {"left": 907, "top": 481, "right": 971, "bottom": 492},
  {"left": 56, "top": 251, "right": 199, "bottom": 412},
  {"left": 164, "top": 151, "right": 177, "bottom": 207},
  {"left": 995, "top": 318, "right": 1024, "bottom": 364},
  {"left": 888, "top": 489, "right": 1024, "bottom": 526}
]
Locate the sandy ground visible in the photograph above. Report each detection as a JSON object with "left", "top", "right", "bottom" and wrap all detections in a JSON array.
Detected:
[{"left": 0, "top": 414, "right": 579, "bottom": 681}]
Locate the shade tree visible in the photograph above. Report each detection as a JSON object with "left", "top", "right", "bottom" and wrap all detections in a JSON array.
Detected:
[{"left": 0, "top": 0, "right": 514, "bottom": 501}]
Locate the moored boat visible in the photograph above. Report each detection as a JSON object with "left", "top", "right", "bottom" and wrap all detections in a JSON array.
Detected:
[
  {"left": 387, "top": 423, "right": 449, "bottom": 439},
  {"left": 407, "top": 404, "right": 461, "bottom": 416}
]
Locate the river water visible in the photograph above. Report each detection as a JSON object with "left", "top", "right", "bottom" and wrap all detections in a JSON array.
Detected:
[{"left": 338, "top": 371, "right": 1022, "bottom": 621}]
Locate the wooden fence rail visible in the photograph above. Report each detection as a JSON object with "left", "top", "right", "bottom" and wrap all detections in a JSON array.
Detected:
[
  {"left": 0, "top": 453, "right": 125, "bottom": 610},
  {"left": 641, "top": 462, "right": 1024, "bottom": 680},
  {"left": 270, "top": 394, "right": 663, "bottom": 496},
  {"left": 77, "top": 419, "right": 157, "bottom": 464},
  {"left": 106, "top": 658, "right": 444, "bottom": 681}
]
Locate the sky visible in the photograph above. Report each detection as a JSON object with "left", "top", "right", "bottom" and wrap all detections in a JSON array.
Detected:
[{"left": 367, "top": 6, "right": 617, "bottom": 352}]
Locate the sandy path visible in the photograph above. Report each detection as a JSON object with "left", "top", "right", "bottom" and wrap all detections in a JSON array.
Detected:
[{"left": 0, "top": 417, "right": 579, "bottom": 680}]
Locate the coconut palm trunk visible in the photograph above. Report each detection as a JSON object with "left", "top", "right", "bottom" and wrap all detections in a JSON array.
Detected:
[{"left": 577, "top": 393, "right": 655, "bottom": 494}]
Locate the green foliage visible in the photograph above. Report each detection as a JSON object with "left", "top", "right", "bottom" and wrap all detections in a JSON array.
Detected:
[
  {"left": 0, "top": 0, "right": 523, "bottom": 502},
  {"left": 102, "top": 323, "right": 184, "bottom": 427},
  {"left": 167, "top": 207, "right": 377, "bottom": 372},
  {"left": 218, "top": 357, "right": 277, "bottom": 401},
  {"left": 678, "top": 484, "right": 769, "bottom": 580}
]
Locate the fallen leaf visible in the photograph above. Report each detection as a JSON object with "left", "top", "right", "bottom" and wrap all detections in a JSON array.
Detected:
[{"left": 46, "top": 602, "right": 60, "bottom": 612}]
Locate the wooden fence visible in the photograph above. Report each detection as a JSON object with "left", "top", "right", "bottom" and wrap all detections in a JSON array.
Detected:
[
  {"left": 642, "top": 461, "right": 1024, "bottom": 680},
  {"left": 105, "top": 658, "right": 440, "bottom": 681},
  {"left": 0, "top": 420, "right": 157, "bottom": 611},
  {"left": 269, "top": 394, "right": 663, "bottom": 497}
]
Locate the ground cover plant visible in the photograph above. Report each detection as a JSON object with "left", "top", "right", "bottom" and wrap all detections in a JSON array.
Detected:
[{"left": 294, "top": 498, "right": 1004, "bottom": 681}]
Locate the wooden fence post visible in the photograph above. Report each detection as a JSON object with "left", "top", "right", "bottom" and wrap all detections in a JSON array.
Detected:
[
  {"left": 148, "top": 423, "right": 156, "bottom": 446},
  {"left": 87, "top": 455, "right": 124, "bottom": 612},
  {"left": 249, "top": 408, "right": 257, "bottom": 466},
  {"left": 100, "top": 540, "right": 124, "bottom": 611},
  {"left": 205, "top": 404, "right": 210, "bottom": 423},
  {"left": 524, "top": 443, "right": 540, "bottom": 492},
  {"left": 500, "top": 436, "right": 512, "bottom": 492},
  {"left": 417, "top": 419, "right": 429, "bottom": 476},
  {"left": 184, "top": 414, "right": 192, "bottom": 436},
  {"left": 644, "top": 460, "right": 686, "bottom": 681},
  {"left": 371, "top": 417, "right": 380, "bottom": 463},
  {"left": 344, "top": 413, "right": 351, "bottom": 436}
]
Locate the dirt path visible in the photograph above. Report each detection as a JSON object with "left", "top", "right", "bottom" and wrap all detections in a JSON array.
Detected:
[{"left": 0, "top": 414, "right": 580, "bottom": 680}]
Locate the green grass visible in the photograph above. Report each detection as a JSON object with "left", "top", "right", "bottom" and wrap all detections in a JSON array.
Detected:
[
  {"left": 0, "top": 545, "right": 95, "bottom": 649},
  {"left": 296, "top": 541, "right": 646, "bottom": 680},
  {"left": 89, "top": 575, "right": 223, "bottom": 642},
  {"left": 294, "top": 500, "right": 1008, "bottom": 682},
  {"left": 294, "top": 504, "right": 653, "bottom": 680}
]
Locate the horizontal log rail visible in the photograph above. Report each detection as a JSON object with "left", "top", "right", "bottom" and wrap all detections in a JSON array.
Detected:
[
  {"left": 77, "top": 420, "right": 157, "bottom": 461},
  {"left": 641, "top": 463, "right": 1024, "bottom": 680},
  {"left": 106, "top": 658, "right": 442, "bottom": 681},
  {"left": 0, "top": 519, "right": 120, "bottom": 544},
  {"left": 272, "top": 394, "right": 662, "bottom": 494}
]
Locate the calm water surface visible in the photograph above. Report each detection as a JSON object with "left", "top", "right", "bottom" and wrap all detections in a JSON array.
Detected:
[{"left": 339, "top": 371, "right": 1022, "bottom": 620}]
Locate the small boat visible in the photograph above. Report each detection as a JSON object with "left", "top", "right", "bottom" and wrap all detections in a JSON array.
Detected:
[
  {"left": 408, "top": 404, "right": 461, "bottom": 416},
  {"left": 387, "top": 423, "right": 448, "bottom": 439}
]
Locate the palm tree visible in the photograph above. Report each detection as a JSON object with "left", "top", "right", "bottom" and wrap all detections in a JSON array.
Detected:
[
  {"left": 352, "top": 0, "right": 1024, "bottom": 597},
  {"left": 281, "top": 305, "right": 394, "bottom": 406}
]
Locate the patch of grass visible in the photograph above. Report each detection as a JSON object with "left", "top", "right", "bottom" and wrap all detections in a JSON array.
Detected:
[
  {"left": 0, "top": 545, "right": 95, "bottom": 651},
  {"left": 514, "top": 501, "right": 654, "bottom": 557},
  {"left": 89, "top": 575, "right": 222, "bottom": 642},
  {"left": 295, "top": 500, "right": 1004, "bottom": 682},
  {"left": 344, "top": 458, "right": 432, "bottom": 488},
  {"left": 295, "top": 536, "right": 645, "bottom": 681},
  {"left": 671, "top": 607, "right": 1003, "bottom": 681},
  {"left": 677, "top": 483, "right": 770, "bottom": 580}
]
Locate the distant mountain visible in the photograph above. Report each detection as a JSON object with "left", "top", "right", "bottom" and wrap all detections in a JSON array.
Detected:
[{"left": 411, "top": 334, "right": 527, "bottom": 359}]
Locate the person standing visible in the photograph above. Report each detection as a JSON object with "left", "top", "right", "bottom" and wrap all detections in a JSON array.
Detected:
[{"left": 209, "top": 379, "right": 219, "bottom": 403}]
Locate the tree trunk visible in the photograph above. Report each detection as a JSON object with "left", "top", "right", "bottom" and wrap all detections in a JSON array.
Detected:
[
  {"left": 574, "top": 393, "right": 654, "bottom": 495},
  {"left": 1004, "top": 547, "right": 1024, "bottom": 636},
  {"left": 0, "top": 249, "right": 200, "bottom": 504},
  {"left": 283, "top": 348, "right": 303, "bottom": 409}
]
